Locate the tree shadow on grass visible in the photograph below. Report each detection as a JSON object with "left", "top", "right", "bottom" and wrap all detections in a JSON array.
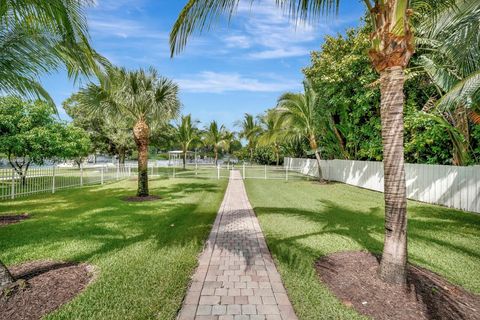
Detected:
[
  {"left": 253, "top": 199, "right": 480, "bottom": 280},
  {"left": 0, "top": 180, "right": 224, "bottom": 266}
]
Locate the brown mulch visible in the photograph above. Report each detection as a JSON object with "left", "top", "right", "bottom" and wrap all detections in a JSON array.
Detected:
[
  {"left": 122, "top": 195, "right": 161, "bottom": 202},
  {"left": 0, "top": 214, "right": 29, "bottom": 226},
  {"left": 316, "top": 251, "right": 480, "bottom": 320},
  {"left": 0, "top": 261, "right": 94, "bottom": 320}
]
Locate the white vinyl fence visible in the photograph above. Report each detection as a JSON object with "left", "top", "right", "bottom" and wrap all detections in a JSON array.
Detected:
[
  {"left": 285, "top": 157, "right": 480, "bottom": 214},
  {"left": 0, "top": 164, "right": 130, "bottom": 200}
]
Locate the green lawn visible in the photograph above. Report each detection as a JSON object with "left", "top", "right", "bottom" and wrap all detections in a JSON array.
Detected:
[
  {"left": 245, "top": 180, "right": 480, "bottom": 320},
  {"left": 0, "top": 176, "right": 227, "bottom": 320}
]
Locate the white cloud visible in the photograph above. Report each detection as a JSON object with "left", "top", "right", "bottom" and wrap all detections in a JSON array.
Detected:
[
  {"left": 223, "top": 35, "right": 251, "bottom": 49},
  {"left": 176, "top": 71, "right": 299, "bottom": 93},
  {"left": 89, "top": 18, "right": 167, "bottom": 39}
]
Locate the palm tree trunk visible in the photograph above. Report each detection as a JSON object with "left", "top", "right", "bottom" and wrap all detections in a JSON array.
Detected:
[
  {"left": 214, "top": 146, "right": 218, "bottom": 165},
  {"left": 378, "top": 66, "right": 408, "bottom": 284},
  {"left": 249, "top": 147, "right": 254, "bottom": 164},
  {"left": 0, "top": 259, "right": 14, "bottom": 289},
  {"left": 310, "top": 136, "right": 325, "bottom": 182},
  {"left": 118, "top": 148, "right": 126, "bottom": 167},
  {"left": 183, "top": 150, "right": 187, "bottom": 169},
  {"left": 133, "top": 119, "right": 150, "bottom": 197}
]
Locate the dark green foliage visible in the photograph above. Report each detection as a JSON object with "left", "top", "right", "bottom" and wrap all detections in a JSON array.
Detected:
[{"left": 253, "top": 146, "right": 283, "bottom": 165}]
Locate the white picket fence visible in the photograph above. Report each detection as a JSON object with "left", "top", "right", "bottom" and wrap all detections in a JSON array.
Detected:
[
  {"left": 285, "top": 157, "right": 480, "bottom": 214},
  {"left": 0, "top": 164, "right": 131, "bottom": 200}
]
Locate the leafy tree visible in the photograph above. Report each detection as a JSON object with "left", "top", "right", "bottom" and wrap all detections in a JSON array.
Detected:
[
  {"left": 169, "top": 0, "right": 460, "bottom": 284},
  {"left": 64, "top": 95, "right": 135, "bottom": 164},
  {"left": 0, "top": 0, "right": 108, "bottom": 105},
  {"left": 235, "top": 113, "right": 262, "bottom": 163},
  {"left": 203, "top": 121, "right": 226, "bottom": 165},
  {"left": 0, "top": 97, "right": 90, "bottom": 184},
  {"left": 75, "top": 67, "right": 180, "bottom": 197},
  {"left": 175, "top": 114, "right": 200, "bottom": 168}
]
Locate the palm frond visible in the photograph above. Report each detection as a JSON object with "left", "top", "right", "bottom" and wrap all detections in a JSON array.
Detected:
[{"left": 170, "top": 0, "right": 339, "bottom": 55}]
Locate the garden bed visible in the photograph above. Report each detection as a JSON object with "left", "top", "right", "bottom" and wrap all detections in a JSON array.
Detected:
[
  {"left": 316, "top": 251, "right": 480, "bottom": 320},
  {"left": 0, "top": 261, "right": 93, "bottom": 320}
]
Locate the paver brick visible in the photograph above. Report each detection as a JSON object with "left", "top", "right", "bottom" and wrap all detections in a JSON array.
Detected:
[{"left": 177, "top": 171, "right": 297, "bottom": 320}]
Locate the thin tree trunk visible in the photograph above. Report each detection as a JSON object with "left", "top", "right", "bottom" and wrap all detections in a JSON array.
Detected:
[
  {"left": 378, "top": 66, "right": 408, "bottom": 284},
  {"left": 214, "top": 146, "right": 218, "bottom": 165},
  {"left": 249, "top": 147, "right": 254, "bottom": 164},
  {"left": 133, "top": 119, "right": 150, "bottom": 197},
  {"left": 183, "top": 150, "right": 187, "bottom": 169},
  {"left": 309, "top": 136, "right": 325, "bottom": 182},
  {"left": 118, "top": 149, "right": 126, "bottom": 166},
  {"left": 0, "top": 259, "right": 14, "bottom": 289}
]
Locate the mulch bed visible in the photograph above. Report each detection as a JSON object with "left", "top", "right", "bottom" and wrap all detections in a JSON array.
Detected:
[
  {"left": 0, "top": 261, "right": 94, "bottom": 320},
  {"left": 122, "top": 195, "right": 161, "bottom": 202},
  {"left": 316, "top": 251, "right": 480, "bottom": 320},
  {"left": 0, "top": 214, "right": 29, "bottom": 226}
]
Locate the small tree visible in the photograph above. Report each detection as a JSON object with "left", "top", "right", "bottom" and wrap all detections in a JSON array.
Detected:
[
  {"left": 203, "top": 121, "right": 226, "bottom": 165},
  {"left": 276, "top": 80, "right": 326, "bottom": 182},
  {"left": 235, "top": 113, "right": 262, "bottom": 163},
  {"left": 0, "top": 97, "right": 91, "bottom": 184},
  {"left": 175, "top": 114, "right": 200, "bottom": 169}
]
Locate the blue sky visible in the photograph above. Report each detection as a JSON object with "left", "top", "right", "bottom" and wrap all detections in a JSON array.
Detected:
[{"left": 41, "top": 0, "right": 365, "bottom": 129}]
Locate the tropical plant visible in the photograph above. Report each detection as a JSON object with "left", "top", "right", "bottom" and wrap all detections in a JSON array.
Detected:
[
  {"left": 258, "top": 110, "right": 285, "bottom": 166},
  {"left": 235, "top": 113, "right": 262, "bottom": 163},
  {"left": 0, "top": 0, "right": 107, "bottom": 105},
  {"left": 203, "top": 121, "right": 226, "bottom": 165},
  {"left": 76, "top": 67, "right": 180, "bottom": 197},
  {"left": 169, "top": 0, "right": 459, "bottom": 284},
  {"left": 276, "top": 80, "right": 325, "bottom": 181},
  {"left": 413, "top": 0, "right": 480, "bottom": 165},
  {"left": 175, "top": 114, "right": 200, "bottom": 168}
]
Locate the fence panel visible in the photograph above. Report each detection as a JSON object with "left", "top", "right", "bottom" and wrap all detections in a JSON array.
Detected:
[
  {"left": 0, "top": 164, "right": 131, "bottom": 201},
  {"left": 285, "top": 157, "right": 480, "bottom": 213}
]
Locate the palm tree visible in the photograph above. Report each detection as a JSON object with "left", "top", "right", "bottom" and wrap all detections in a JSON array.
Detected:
[
  {"left": 169, "top": 0, "right": 457, "bottom": 284},
  {"left": 203, "top": 121, "right": 226, "bottom": 165},
  {"left": 414, "top": 0, "right": 480, "bottom": 165},
  {"left": 0, "top": 0, "right": 107, "bottom": 105},
  {"left": 258, "top": 110, "right": 285, "bottom": 166},
  {"left": 175, "top": 114, "right": 200, "bottom": 169},
  {"left": 76, "top": 67, "right": 180, "bottom": 197},
  {"left": 235, "top": 113, "right": 262, "bottom": 163},
  {"left": 277, "top": 80, "right": 325, "bottom": 181}
]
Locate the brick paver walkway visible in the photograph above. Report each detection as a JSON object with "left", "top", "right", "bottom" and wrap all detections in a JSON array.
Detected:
[{"left": 178, "top": 170, "right": 298, "bottom": 320}]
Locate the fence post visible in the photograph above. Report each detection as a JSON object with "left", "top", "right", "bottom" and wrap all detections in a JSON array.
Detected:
[
  {"left": 285, "top": 165, "right": 288, "bottom": 181},
  {"left": 116, "top": 164, "right": 119, "bottom": 180},
  {"left": 101, "top": 167, "right": 104, "bottom": 185},
  {"left": 243, "top": 163, "right": 246, "bottom": 180},
  {"left": 151, "top": 162, "right": 154, "bottom": 176},
  {"left": 11, "top": 169, "right": 15, "bottom": 200},
  {"left": 52, "top": 165, "right": 56, "bottom": 193},
  {"left": 264, "top": 165, "right": 267, "bottom": 180},
  {"left": 80, "top": 163, "right": 84, "bottom": 187},
  {"left": 217, "top": 165, "right": 220, "bottom": 180}
]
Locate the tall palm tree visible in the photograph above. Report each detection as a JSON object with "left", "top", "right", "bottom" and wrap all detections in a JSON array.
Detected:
[
  {"left": 175, "top": 114, "right": 200, "bottom": 169},
  {"left": 277, "top": 80, "right": 325, "bottom": 181},
  {"left": 76, "top": 67, "right": 180, "bottom": 197},
  {"left": 169, "top": 0, "right": 457, "bottom": 284},
  {"left": 258, "top": 110, "right": 285, "bottom": 166},
  {"left": 203, "top": 121, "right": 226, "bottom": 165},
  {"left": 0, "top": 0, "right": 107, "bottom": 105},
  {"left": 235, "top": 113, "right": 262, "bottom": 163}
]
